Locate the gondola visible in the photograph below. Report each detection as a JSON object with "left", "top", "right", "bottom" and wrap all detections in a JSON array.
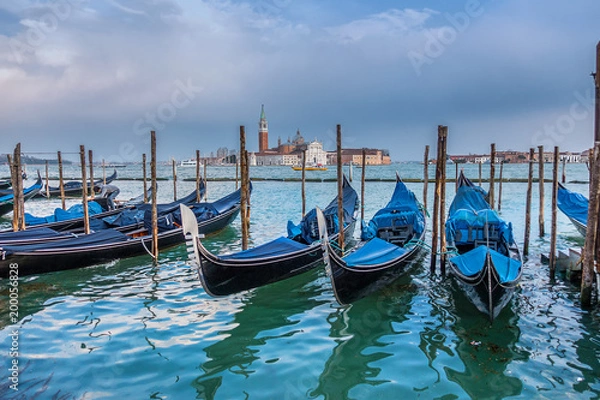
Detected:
[
  {"left": 557, "top": 183, "right": 588, "bottom": 236},
  {"left": 445, "top": 171, "right": 522, "bottom": 322},
  {"left": 0, "top": 184, "right": 240, "bottom": 277},
  {"left": 0, "top": 180, "right": 11, "bottom": 190},
  {"left": 181, "top": 176, "right": 358, "bottom": 297},
  {"left": 9, "top": 181, "right": 203, "bottom": 233},
  {"left": 317, "top": 175, "right": 427, "bottom": 304},
  {"left": 35, "top": 169, "right": 118, "bottom": 198},
  {"left": 0, "top": 172, "right": 43, "bottom": 217}
]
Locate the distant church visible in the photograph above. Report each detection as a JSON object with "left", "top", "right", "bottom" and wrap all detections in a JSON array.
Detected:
[{"left": 250, "top": 105, "right": 390, "bottom": 166}]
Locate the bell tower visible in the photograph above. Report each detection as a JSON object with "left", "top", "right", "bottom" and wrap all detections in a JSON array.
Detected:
[{"left": 258, "top": 104, "right": 268, "bottom": 153}]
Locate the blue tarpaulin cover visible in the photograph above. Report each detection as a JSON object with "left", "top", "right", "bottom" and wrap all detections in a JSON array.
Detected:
[
  {"left": 0, "top": 227, "right": 67, "bottom": 242},
  {"left": 558, "top": 186, "right": 588, "bottom": 225},
  {"left": 361, "top": 180, "right": 425, "bottom": 240},
  {"left": 449, "top": 245, "right": 521, "bottom": 283},
  {"left": 1, "top": 229, "right": 129, "bottom": 254},
  {"left": 25, "top": 202, "right": 104, "bottom": 226},
  {"left": 343, "top": 237, "right": 408, "bottom": 267},
  {"left": 220, "top": 236, "right": 308, "bottom": 260}
]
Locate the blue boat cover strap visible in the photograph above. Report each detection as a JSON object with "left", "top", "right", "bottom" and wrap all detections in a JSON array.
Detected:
[
  {"left": 220, "top": 236, "right": 308, "bottom": 260},
  {"left": 558, "top": 186, "right": 588, "bottom": 225},
  {"left": 343, "top": 237, "right": 407, "bottom": 267},
  {"left": 449, "top": 245, "right": 521, "bottom": 283}
]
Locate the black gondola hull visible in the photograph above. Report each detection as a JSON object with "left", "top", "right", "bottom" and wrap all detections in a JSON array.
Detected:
[
  {"left": 197, "top": 224, "right": 355, "bottom": 297},
  {"left": 0, "top": 204, "right": 239, "bottom": 278}
]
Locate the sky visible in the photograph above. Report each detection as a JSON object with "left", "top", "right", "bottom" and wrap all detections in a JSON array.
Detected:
[{"left": 0, "top": 0, "right": 598, "bottom": 163}]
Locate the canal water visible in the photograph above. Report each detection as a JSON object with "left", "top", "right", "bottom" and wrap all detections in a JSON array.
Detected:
[{"left": 0, "top": 162, "right": 598, "bottom": 399}]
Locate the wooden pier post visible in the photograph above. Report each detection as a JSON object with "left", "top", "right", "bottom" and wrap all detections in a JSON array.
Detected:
[
  {"left": 361, "top": 148, "right": 366, "bottom": 222},
  {"left": 240, "top": 126, "right": 248, "bottom": 250},
  {"left": 13, "top": 145, "right": 25, "bottom": 231},
  {"left": 7, "top": 153, "right": 18, "bottom": 232},
  {"left": 172, "top": 158, "right": 177, "bottom": 201},
  {"left": 498, "top": 161, "right": 504, "bottom": 212},
  {"left": 45, "top": 160, "right": 50, "bottom": 198},
  {"left": 301, "top": 149, "right": 306, "bottom": 217},
  {"left": 581, "top": 142, "right": 600, "bottom": 306},
  {"left": 439, "top": 126, "right": 448, "bottom": 274},
  {"left": 235, "top": 157, "right": 239, "bottom": 190},
  {"left": 88, "top": 149, "right": 94, "bottom": 199},
  {"left": 336, "top": 124, "right": 344, "bottom": 250},
  {"left": 595, "top": 40, "right": 600, "bottom": 142},
  {"left": 549, "top": 146, "right": 560, "bottom": 280},
  {"left": 79, "top": 145, "right": 90, "bottom": 235},
  {"left": 489, "top": 143, "right": 496, "bottom": 209},
  {"left": 455, "top": 162, "right": 459, "bottom": 191},
  {"left": 244, "top": 150, "right": 251, "bottom": 228},
  {"left": 204, "top": 159, "right": 208, "bottom": 201},
  {"left": 195, "top": 150, "right": 201, "bottom": 202},
  {"left": 478, "top": 161, "right": 482, "bottom": 186},
  {"left": 430, "top": 127, "right": 443, "bottom": 274},
  {"left": 102, "top": 159, "right": 106, "bottom": 185},
  {"left": 423, "top": 145, "right": 429, "bottom": 211},
  {"left": 523, "top": 148, "right": 534, "bottom": 257},
  {"left": 561, "top": 158, "right": 566, "bottom": 184},
  {"left": 538, "top": 145, "right": 545, "bottom": 237},
  {"left": 142, "top": 153, "right": 148, "bottom": 203},
  {"left": 150, "top": 131, "right": 159, "bottom": 261},
  {"left": 58, "top": 151, "right": 65, "bottom": 210}
]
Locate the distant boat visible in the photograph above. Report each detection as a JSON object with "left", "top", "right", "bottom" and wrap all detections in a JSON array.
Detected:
[
  {"left": 291, "top": 164, "right": 327, "bottom": 171},
  {"left": 180, "top": 159, "right": 199, "bottom": 167}
]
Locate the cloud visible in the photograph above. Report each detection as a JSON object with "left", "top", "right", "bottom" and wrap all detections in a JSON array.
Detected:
[{"left": 0, "top": 0, "right": 598, "bottom": 161}]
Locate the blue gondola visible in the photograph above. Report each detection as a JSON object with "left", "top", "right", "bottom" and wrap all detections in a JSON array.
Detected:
[
  {"left": 445, "top": 171, "right": 522, "bottom": 322},
  {"left": 0, "top": 183, "right": 240, "bottom": 277},
  {"left": 0, "top": 172, "right": 43, "bottom": 217},
  {"left": 557, "top": 183, "right": 588, "bottom": 236},
  {"left": 317, "top": 174, "right": 427, "bottom": 304},
  {"left": 181, "top": 176, "right": 358, "bottom": 297}
]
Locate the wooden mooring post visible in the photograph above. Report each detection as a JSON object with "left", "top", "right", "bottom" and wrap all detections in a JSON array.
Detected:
[
  {"left": 489, "top": 143, "right": 496, "bottom": 209},
  {"left": 523, "top": 148, "right": 534, "bottom": 257},
  {"left": 361, "top": 148, "right": 366, "bottom": 222},
  {"left": 301, "top": 149, "right": 306, "bottom": 217},
  {"left": 16, "top": 147, "right": 24, "bottom": 231},
  {"left": 45, "top": 160, "right": 50, "bottom": 198},
  {"left": 204, "top": 159, "right": 208, "bottom": 201},
  {"left": 172, "top": 158, "right": 177, "bottom": 201},
  {"left": 549, "top": 146, "right": 560, "bottom": 280},
  {"left": 439, "top": 126, "right": 448, "bottom": 273},
  {"left": 478, "top": 161, "right": 482, "bottom": 186},
  {"left": 79, "top": 145, "right": 90, "bottom": 235},
  {"left": 89, "top": 149, "right": 94, "bottom": 199},
  {"left": 423, "top": 145, "right": 429, "bottom": 211},
  {"left": 582, "top": 142, "right": 600, "bottom": 306},
  {"left": 240, "top": 126, "right": 249, "bottom": 250},
  {"left": 195, "top": 150, "right": 201, "bottom": 202},
  {"left": 150, "top": 131, "right": 159, "bottom": 262},
  {"left": 498, "top": 161, "right": 504, "bottom": 212},
  {"left": 336, "top": 124, "right": 344, "bottom": 250},
  {"left": 102, "top": 159, "right": 106, "bottom": 185},
  {"left": 430, "top": 125, "right": 448, "bottom": 274},
  {"left": 58, "top": 151, "right": 65, "bottom": 210},
  {"left": 562, "top": 158, "right": 566, "bottom": 184},
  {"left": 538, "top": 145, "right": 545, "bottom": 237},
  {"left": 8, "top": 151, "right": 19, "bottom": 232},
  {"left": 142, "top": 153, "right": 148, "bottom": 203}
]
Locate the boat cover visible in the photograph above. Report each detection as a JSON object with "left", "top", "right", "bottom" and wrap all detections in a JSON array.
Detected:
[
  {"left": 557, "top": 186, "right": 588, "bottom": 225},
  {"left": 361, "top": 180, "right": 425, "bottom": 240},
  {"left": 219, "top": 236, "right": 308, "bottom": 260},
  {"left": 445, "top": 208, "right": 513, "bottom": 246},
  {"left": 343, "top": 237, "right": 408, "bottom": 267},
  {"left": 449, "top": 245, "right": 521, "bottom": 283},
  {"left": 0, "top": 229, "right": 130, "bottom": 255},
  {"left": 25, "top": 202, "right": 104, "bottom": 225},
  {"left": 0, "top": 227, "right": 67, "bottom": 242}
]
